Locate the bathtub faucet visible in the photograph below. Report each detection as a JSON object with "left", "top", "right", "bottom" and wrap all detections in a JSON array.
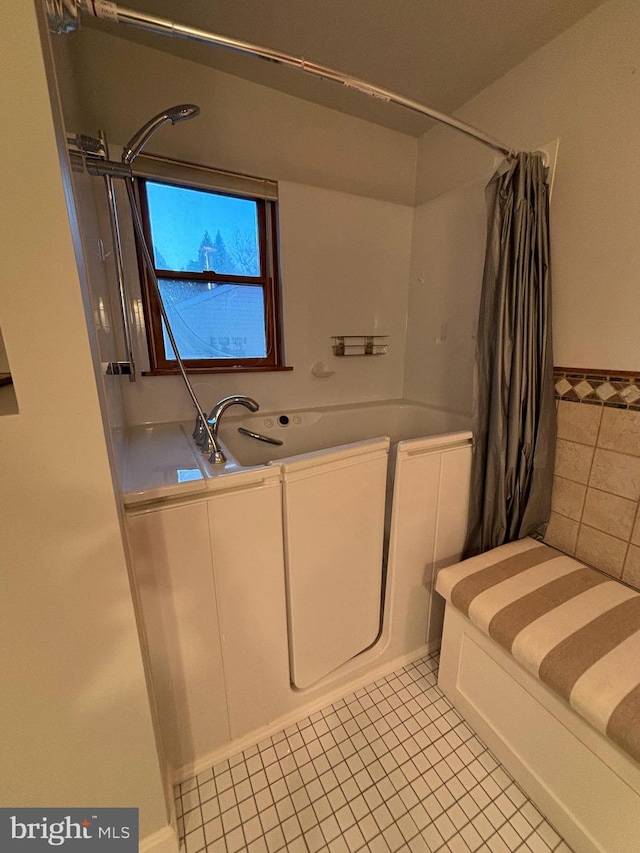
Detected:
[{"left": 196, "top": 395, "right": 260, "bottom": 464}]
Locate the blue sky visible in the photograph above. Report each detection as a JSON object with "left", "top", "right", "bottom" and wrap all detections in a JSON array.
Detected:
[{"left": 146, "top": 181, "right": 258, "bottom": 271}]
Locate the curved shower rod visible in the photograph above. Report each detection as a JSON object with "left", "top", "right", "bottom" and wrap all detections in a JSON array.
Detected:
[{"left": 46, "top": 0, "right": 515, "bottom": 157}]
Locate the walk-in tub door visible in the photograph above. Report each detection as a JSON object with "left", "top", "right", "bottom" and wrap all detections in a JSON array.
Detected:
[{"left": 281, "top": 437, "right": 390, "bottom": 689}]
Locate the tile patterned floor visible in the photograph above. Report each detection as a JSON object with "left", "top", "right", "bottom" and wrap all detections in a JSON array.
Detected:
[{"left": 176, "top": 653, "right": 572, "bottom": 853}]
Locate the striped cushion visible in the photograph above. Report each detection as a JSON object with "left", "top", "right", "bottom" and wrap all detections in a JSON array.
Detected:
[{"left": 436, "top": 537, "right": 640, "bottom": 764}]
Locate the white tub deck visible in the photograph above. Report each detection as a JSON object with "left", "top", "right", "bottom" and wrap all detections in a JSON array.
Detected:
[{"left": 118, "top": 399, "right": 471, "bottom": 504}]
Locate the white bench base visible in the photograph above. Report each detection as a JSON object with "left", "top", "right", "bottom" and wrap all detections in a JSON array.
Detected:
[{"left": 438, "top": 604, "right": 640, "bottom": 853}]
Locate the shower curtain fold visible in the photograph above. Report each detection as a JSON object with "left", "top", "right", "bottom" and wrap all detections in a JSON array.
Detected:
[{"left": 464, "top": 152, "right": 556, "bottom": 558}]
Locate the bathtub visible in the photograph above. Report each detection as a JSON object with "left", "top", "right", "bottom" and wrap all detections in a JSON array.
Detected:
[
  {"left": 217, "top": 398, "right": 472, "bottom": 466},
  {"left": 123, "top": 399, "right": 474, "bottom": 777}
]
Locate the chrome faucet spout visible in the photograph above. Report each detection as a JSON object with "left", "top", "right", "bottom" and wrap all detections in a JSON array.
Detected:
[
  {"left": 200, "top": 395, "right": 260, "bottom": 464},
  {"left": 208, "top": 395, "right": 260, "bottom": 424}
]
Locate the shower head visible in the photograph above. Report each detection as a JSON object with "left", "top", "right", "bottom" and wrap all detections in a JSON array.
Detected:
[{"left": 122, "top": 104, "right": 201, "bottom": 165}]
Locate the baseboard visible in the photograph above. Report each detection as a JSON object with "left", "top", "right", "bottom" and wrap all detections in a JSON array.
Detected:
[
  {"left": 174, "top": 641, "right": 437, "bottom": 784},
  {"left": 139, "top": 825, "right": 179, "bottom": 853}
]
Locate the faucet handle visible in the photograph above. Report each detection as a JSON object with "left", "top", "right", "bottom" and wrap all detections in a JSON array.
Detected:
[
  {"left": 199, "top": 433, "right": 214, "bottom": 453},
  {"left": 193, "top": 413, "right": 205, "bottom": 440},
  {"left": 193, "top": 414, "right": 215, "bottom": 452}
]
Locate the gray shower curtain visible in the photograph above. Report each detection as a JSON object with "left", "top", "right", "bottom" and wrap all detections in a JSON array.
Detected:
[{"left": 464, "top": 152, "right": 556, "bottom": 558}]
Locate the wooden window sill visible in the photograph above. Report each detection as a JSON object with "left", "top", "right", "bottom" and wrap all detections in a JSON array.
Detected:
[{"left": 142, "top": 365, "right": 294, "bottom": 376}]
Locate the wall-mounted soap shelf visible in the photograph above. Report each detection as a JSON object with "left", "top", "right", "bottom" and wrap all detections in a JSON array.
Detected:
[{"left": 332, "top": 335, "right": 388, "bottom": 357}]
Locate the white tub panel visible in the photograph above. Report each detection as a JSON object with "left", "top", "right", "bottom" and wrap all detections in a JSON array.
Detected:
[
  {"left": 283, "top": 438, "right": 390, "bottom": 689},
  {"left": 126, "top": 501, "right": 231, "bottom": 768},
  {"left": 430, "top": 438, "right": 473, "bottom": 645},
  {"left": 207, "top": 478, "right": 291, "bottom": 739},
  {"left": 387, "top": 431, "right": 473, "bottom": 653},
  {"left": 385, "top": 449, "right": 439, "bottom": 656}
]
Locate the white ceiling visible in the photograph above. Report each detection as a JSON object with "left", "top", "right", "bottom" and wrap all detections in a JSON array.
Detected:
[{"left": 86, "top": 0, "right": 606, "bottom": 136}]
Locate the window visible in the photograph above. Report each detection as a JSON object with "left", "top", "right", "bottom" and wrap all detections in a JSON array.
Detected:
[{"left": 136, "top": 172, "right": 285, "bottom": 373}]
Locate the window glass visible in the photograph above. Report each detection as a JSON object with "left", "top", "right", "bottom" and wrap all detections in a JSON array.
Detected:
[
  {"left": 159, "top": 280, "right": 267, "bottom": 360},
  {"left": 146, "top": 181, "right": 260, "bottom": 276},
  {"left": 137, "top": 175, "right": 283, "bottom": 372}
]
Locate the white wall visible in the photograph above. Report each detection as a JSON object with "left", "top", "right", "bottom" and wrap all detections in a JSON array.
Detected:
[
  {"left": 414, "top": 0, "right": 640, "bottom": 372},
  {"left": 51, "top": 28, "right": 416, "bottom": 427},
  {"left": 71, "top": 171, "right": 128, "bottom": 434},
  {"left": 0, "top": 2, "right": 168, "bottom": 838},
  {"left": 404, "top": 180, "right": 487, "bottom": 412},
  {"left": 49, "top": 20, "right": 130, "bottom": 528},
  {"left": 48, "top": 0, "right": 640, "bottom": 429},
  {"left": 62, "top": 1, "right": 640, "bottom": 433},
  {"left": 121, "top": 181, "right": 413, "bottom": 424},
  {"left": 60, "top": 27, "right": 417, "bottom": 207}
]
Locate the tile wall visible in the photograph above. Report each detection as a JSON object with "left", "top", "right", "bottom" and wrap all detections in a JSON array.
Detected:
[
  {"left": 545, "top": 386, "right": 640, "bottom": 590},
  {"left": 553, "top": 369, "right": 640, "bottom": 408}
]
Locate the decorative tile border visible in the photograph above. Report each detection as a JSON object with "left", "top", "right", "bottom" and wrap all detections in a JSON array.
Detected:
[{"left": 554, "top": 368, "right": 640, "bottom": 409}]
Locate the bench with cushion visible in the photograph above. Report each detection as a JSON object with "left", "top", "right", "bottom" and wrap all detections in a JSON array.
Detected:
[{"left": 436, "top": 537, "right": 640, "bottom": 853}]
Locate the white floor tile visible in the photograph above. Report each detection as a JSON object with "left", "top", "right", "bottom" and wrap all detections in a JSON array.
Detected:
[{"left": 175, "top": 653, "right": 573, "bottom": 853}]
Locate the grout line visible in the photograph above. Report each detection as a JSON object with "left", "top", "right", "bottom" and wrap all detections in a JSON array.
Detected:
[
  {"left": 174, "top": 651, "right": 568, "bottom": 853},
  {"left": 571, "top": 402, "right": 602, "bottom": 556},
  {"left": 623, "top": 495, "right": 640, "bottom": 582},
  {"left": 553, "top": 404, "right": 637, "bottom": 564}
]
